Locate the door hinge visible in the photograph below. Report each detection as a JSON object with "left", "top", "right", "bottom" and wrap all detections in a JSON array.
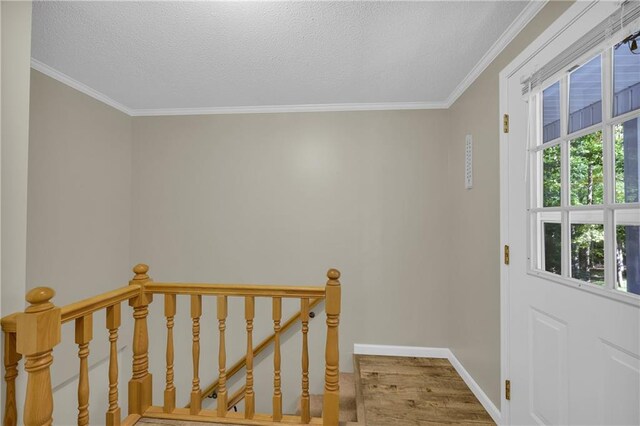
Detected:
[
  {"left": 505, "top": 380, "right": 511, "bottom": 400},
  {"left": 503, "top": 114, "right": 509, "bottom": 133},
  {"left": 504, "top": 245, "right": 510, "bottom": 265}
]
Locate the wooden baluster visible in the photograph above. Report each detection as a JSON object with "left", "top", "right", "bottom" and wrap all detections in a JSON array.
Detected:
[
  {"left": 128, "top": 264, "right": 153, "bottom": 415},
  {"left": 323, "top": 269, "right": 341, "bottom": 426},
  {"left": 3, "top": 328, "right": 21, "bottom": 426},
  {"left": 164, "top": 295, "right": 176, "bottom": 413},
  {"left": 301, "top": 298, "right": 311, "bottom": 423},
  {"left": 217, "top": 296, "right": 228, "bottom": 417},
  {"left": 190, "top": 295, "right": 202, "bottom": 414},
  {"left": 76, "top": 314, "right": 93, "bottom": 425},
  {"left": 272, "top": 297, "right": 282, "bottom": 422},
  {"left": 16, "top": 287, "right": 61, "bottom": 426},
  {"left": 106, "top": 304, "right": 121, "bottom": 426},
  {"left": 244, "top": 296, "right": 255, "bottom": 419}
]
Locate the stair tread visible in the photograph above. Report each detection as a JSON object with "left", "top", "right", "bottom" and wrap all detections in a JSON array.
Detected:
[
  {"left": 296, "top": 372, "right": 358, "bottom": 423},
  {"left": 339, "top": 372, "right": 356, "bottom": 399}
]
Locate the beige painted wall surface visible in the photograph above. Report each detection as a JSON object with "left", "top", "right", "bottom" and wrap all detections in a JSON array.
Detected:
[
  {"left": 446, "top": 0, "right": 573, "bottom": 407},
  {"left": 131, "top": 110, "right": 451, "bottom": 410},
  {"left": 27, "top": 70, "right": 134, "bottom": 392},
  {"left": 27, "top": 70, "right": 133, "bottom": 303},
  {"left": 1, "top": 0, "right": 32, "bottom": 318},
  {"left": 1, "top": 1, "right": 32, "bottom": 421}
]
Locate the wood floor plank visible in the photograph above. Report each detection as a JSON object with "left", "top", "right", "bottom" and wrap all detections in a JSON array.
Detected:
[
  {"left": 137, "top": 355, "right": 494, "bottom": 426},
  {"left": 356, "top": 355, "right": 494, "bottom": 426},
  {"left": 137, "top": 420, "right": 241, "bottom": 426}
]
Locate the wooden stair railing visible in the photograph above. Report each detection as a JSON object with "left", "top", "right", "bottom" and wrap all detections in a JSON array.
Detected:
[
  {"left": 1, "top": 264, "right": 341, "bottom": 426},
  {"left": 228, "top": 385, "right": 247, "bottom": 412},
  {"left": 1, "top": 274, "right": 145, "bottom": 426},
  {"left": 187, "top": 297, "right": 324, "bottom": 409}
]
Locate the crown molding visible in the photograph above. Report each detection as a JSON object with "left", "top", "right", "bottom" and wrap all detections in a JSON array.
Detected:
[
  {"left": 31, "top": 59, "right": 448, "bottom": 115},
  {"left": 31, "top": 1, "right": 546, "bottom": 117},
  {"left": 444, "top": 0, "right": 548, "bottom": 108},
  {"left": 130, "top": 101, "right": 448, "bottom": 116},
  {"left": 31, "top": 59, "right": 134, "bottom": 116}
]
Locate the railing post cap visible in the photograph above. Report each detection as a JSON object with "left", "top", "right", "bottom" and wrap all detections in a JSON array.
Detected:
[
  {"left": 327, "top": 269, "right": 340, "bottom": 280},
  {"left": 25, "top": 287, "right": 55, "bottom": 312},
  {"left": 18, "top": 287, "right": 61, "bottom": 354},
  {"left": 130, "top": 263, "right": 153, "bottom": 306},
  {"left": 132, "top": 263, "right": 149, "bottom": 280}
]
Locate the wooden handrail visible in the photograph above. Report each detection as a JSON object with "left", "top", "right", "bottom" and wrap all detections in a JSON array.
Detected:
[
  {"left": 61, "top": 285, "right": 141, "bottom": 323},
  {"left": 1, "top": 286, "right": 141, "bottom": 328},
  {"left": 0, "top": 313, "right": 18, "bottom": 333},
  {"left": 2, "top": 264, "right": 340, "bottom": 426},
  {"left": 227, "top": 385, "right": 246, "bottom": 411},
  {"left": 146, "top": 282, "right": 326, "bottom": 299},
  {"left": 188, "top": 297, "right": 323, "bottom": 407}
]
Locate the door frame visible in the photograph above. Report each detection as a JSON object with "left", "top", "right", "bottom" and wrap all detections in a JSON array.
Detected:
[{"left": 498, "top": 1, "right": 605, "bottom": 424}]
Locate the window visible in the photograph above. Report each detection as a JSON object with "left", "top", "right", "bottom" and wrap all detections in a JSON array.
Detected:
[
  {"left": 531, "top": 35, "right": 640, "bottom": 299},
  {"left": 568, "top": 56, "right": 602, "bottom": 133},
  {"left": 543, "top": 82, "right": 561, "bottom": 143}
]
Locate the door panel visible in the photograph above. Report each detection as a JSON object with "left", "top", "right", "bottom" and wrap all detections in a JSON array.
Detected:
[
  {"left": 600, "top": 341, "right": 640, "bottom": 425},
  {"left": 504, "top": 4, "right": 640, "bottom": 424},
  {"left": 529, "top": 308, "right": 568, "bottom": 426},
  {"left": 508, "top": 71, "right": 640, "bottom": 425}
]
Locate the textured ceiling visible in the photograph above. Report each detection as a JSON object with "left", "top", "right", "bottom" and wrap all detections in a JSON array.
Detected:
[{"left": 31, "top": 1, "right": 531, "bottom": 113}]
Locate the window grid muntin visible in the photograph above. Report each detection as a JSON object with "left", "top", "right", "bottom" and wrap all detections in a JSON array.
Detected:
[{"left": 530, "top": 45, "right": 640, "bottom": 301}]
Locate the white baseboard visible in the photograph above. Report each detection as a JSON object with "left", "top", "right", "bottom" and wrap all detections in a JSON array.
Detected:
[
  {"left": 447, "top": 350, "right": 502, "bottom": 425},
  {"left": 353, "top": 343, "right": 450, "bottom": 359},
  {"left": 353, "top": 344, "right": 502, "bottom": 425}
]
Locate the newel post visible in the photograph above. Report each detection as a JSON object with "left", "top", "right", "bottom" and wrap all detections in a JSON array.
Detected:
[
  {"left": 322, "top": 269, "right": 341, "bottom": 426},
  {"left": 16, "top": 287, "right": 61, "bottom": 426},
  {"left": 128, "top": 264, "right": 153, "bottom": 415}
]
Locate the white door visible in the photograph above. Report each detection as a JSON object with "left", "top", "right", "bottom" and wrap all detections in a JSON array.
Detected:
[{"left": 502, "top": 2, "right": 640, "bottom": 425}]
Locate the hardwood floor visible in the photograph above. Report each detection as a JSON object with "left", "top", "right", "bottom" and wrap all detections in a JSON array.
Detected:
[
  {"left": 356, "top": 355, "right": 494, "bottom": 425},
  {"left": 137, "top": 419, "right": 242, "bottom": 426},
  {"left": 136, "top": 356, "right": 494, "bottom": 425},
  {"left": 136, "top": 418, "right": 248, "bottom": 426}
]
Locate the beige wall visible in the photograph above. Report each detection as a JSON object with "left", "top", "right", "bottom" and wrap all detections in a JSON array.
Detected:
[
  {"left": 131, "top": 110, "right": 452, "bottom": 410},
  {"left": 446, "top": 0, "right": 573, "bottom": 406},
  {"left": 1, "top": 0, "right": 32, "bottom": 318},
  {"left": 24, "top": 70, "right": 454, "bottom": 415},
  {"left": 1, "top": 1, "right": 32, "bottom": 421},
  {"left": 27, "top": 70, "right": 134, "bottom": 398},
  {"left": 27, "top": 70, "right": 133, "bottom": 304}
]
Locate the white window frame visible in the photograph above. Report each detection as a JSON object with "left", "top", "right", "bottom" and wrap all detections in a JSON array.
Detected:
[{"left": 528, "top": 42, "right": 640, "bottom": 304}]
